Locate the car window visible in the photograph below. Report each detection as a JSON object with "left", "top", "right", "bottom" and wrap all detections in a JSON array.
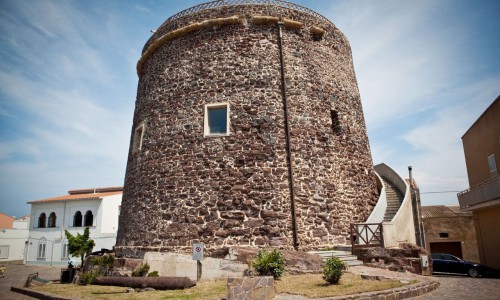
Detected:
[
  {"left": 442, "top": 254, "right": 459, "bottom": 261},
  {"left": 431, "top": 254, "right": 441, "bottom": 260}
]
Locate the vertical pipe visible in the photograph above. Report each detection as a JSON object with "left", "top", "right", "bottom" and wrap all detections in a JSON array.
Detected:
[{"left": 277, "top": 21, "right": 299, "bottom": 250}]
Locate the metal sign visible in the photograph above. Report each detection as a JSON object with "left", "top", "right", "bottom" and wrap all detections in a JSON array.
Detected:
[{"left": 192, "top": 243, "right": 204, "bottom": 260}]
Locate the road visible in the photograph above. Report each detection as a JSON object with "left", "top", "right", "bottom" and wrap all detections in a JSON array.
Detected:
[{"left": 0, "top": 263, "right": 61, "bottom": 300}]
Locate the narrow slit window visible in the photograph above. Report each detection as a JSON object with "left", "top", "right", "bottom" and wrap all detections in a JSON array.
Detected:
[
  {"left": 205, "top": 103, "right": 229, "bottom": 136},
  {"left": 488, "top": 154, "right": 497, "bottom": 177},
  {"left": 331, "top": 110, "right": 342, "bottom": 134},
  {"left": 133, "top": 123, "right": 145, "bottom": 152},
  {"left": 439, "top": 232, "right": 449, "bottom": 238}
]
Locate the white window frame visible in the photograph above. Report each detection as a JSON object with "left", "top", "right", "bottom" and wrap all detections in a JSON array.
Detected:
[
  {"left": 204, "top": 103, "right": 230, "bottom": 137},
  {"left": 61, "top": 240, "right": 69, "bottom": 259},
  {"left": 133, "top": 122, "right": 145, "bottom": 152},
  {"left": 38, "top": 238, "right": 47, "bottom": 259},
  {"left": 488, "top": 154, "right": 497, "bottom": 177}
]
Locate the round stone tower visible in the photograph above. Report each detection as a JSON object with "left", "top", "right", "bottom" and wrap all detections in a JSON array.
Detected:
[{"left": 116, "top": 0, "right": 379, "bottom": 257}]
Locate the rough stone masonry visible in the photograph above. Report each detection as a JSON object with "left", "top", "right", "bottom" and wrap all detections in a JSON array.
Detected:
[{"left": 116, "top": 0, "right": 379, "bottom": 258}]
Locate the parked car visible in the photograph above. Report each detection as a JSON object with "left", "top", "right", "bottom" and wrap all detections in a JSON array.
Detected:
[{"left": 431, "top": 253, "right": 497, "bottom": 278}]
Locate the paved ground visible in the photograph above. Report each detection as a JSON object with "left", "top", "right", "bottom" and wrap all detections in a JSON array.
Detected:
[
  {"left": 276, "top": 266, "right": 500, "bottom": 300},
  {"left": 2, "top": 263, "right": 500, "bottom": 299},
  {"left": 412, "top": 274, "right": 500, "bottom": 300},
  {"left": 0, "top": 263, "right": 61, "bottom": 300}
]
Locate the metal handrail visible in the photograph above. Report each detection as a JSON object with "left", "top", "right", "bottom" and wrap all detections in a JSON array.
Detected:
[{"left": 161, "top": 0, "right": 332, "bottom": 25}]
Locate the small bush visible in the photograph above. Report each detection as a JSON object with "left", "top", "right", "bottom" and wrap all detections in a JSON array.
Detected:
[
  {"left": 91, "top": 255, "right": 114, "bottom": 267},
  {"left": 147, "top": 271, "right": 159, "bottom": 277},
  {"left": 322, "top": 257, "right": 347, "bottom": 284},
  {"left": 132, "top": 263, "right": 150, "bottom": 277},
  {"left": 251, "top": 249, "right": 285, "bottom": 279},
  {"left": 79, "top": 271, "right": 101, "bottom": 285}
]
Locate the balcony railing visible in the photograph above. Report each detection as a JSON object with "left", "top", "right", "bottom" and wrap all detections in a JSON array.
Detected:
[{"left": 458, "top": 175, "right": 500, "bottom": 209}]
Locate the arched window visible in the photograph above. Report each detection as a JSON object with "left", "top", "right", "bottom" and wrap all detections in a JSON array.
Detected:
[
  {"left": 38, "top": 213, "right": 46, "bottom": 228},
  {"left": 48, "top": 212, "right": 57, "bottom": 228},
  {"left": 84, "top": 210, "right": 94, "bottom": 227},
  {"left": 61, "top": 238, "right": 69, "bottom": 259},
  {"left": 73, "top": 211, "right": 82, "bottom": 227},
  {"left": 38, "top": 237, "right": 47, "bottom": 259}
]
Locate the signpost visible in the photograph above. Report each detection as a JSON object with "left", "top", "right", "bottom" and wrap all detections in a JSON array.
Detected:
[{"left": 192, "top": 243, "right": 204, "bottom": 281}]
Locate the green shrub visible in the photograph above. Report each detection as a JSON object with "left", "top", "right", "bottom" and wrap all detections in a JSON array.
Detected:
[
  {"left": 322, "top": 257, "right": 347, "bottom": 284},
  {"left": 132, "top": 262, "right": 150, "bottom": 277},
  {"left": 251, "top": 249, "right": 285, "bottom": 279},
  {"left": 79, "top": 271, "right": 101, "bottom": 285},
  {"left": 147, "top": 271, "right": 159, "bottom": 277},
  {"left": 91, "top": 255, "right": 114, "bottom": 267}
]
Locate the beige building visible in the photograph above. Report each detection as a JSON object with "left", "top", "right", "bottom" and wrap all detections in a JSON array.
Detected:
[
  {"left": 458, "top": 95, "right": 500, "bottom": 270},
  {"left": 421, "top": 205, "right": 479, "bottom": 262}
]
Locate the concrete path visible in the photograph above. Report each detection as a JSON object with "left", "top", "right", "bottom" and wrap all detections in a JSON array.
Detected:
[{"left": 0, "top": 263, "right": 61, "bottom": 300}]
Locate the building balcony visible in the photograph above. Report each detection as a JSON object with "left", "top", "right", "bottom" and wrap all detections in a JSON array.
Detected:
[{"left": 458, "top": 175, "right": 500, "bottom": 210}]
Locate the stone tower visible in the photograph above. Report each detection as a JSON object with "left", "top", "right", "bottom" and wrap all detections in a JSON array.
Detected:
[{"left": 116, "top": 0, "right": 379, "bottom": 257}]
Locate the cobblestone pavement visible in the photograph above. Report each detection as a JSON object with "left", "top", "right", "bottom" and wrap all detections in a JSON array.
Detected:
[
  {"left": 0, "top": 263, "right": 61, "bottom": 300},
  {"left": 277, "top": 266, "right": 500, "bottom": 300},
  {"left": 412, "top": 274, "right": 500, "bottom": 300}
]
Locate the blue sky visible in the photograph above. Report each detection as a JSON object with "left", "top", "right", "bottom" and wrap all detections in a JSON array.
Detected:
[{"left": 0, "top": 0, "right": 499, "bottom": 217}]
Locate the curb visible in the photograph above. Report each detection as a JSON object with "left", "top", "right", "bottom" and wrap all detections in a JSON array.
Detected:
[
  {"left": 10, "top": 286, "right": 74, "bottom": 300},
  {"left": 320, "top": 280, "right": 440, "bottom": 300}
]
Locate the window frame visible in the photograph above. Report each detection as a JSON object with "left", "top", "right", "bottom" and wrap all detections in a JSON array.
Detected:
[
  {"left": 38, "top": 238, "right": 47, "bottom": 259},
  {"left": 38, "top": 213, "right": 47, "bottom": 228},
  {"left": 204, "top": 103, "right": 230, "bottom": 137},
  {"left": 73, "top": 211, "right": 83, "bottom": 227},
  {"left": 61, "top": 239, "right": 69, "bottom": 259},
  {"left": 488, "top": 154, "right": 498, "bottom": 177},
  {"left": 48, "top": 212, "right": 57, "bottom": 228},
  {"left": 84, "top": 210, "right": 94, "bottom": 227},
  {"left": 133, "top": 122, "right": 145, "bottom": 152}
]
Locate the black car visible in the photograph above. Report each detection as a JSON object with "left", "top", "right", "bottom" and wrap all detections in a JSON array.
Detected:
[{"left": 431, "top": 253, "right": 496, "bottom": 277}]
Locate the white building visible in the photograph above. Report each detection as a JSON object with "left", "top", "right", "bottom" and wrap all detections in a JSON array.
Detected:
[
  {"left": 26, "top": 187, "right": 122, "bottom": 266},
  {"left": 0, "top": 215, "right": 30, "bottom": 263}
]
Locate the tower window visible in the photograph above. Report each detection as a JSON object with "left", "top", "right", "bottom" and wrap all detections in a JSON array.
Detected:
[
  {"left": 331, "top": 110, "right": 342, "bottom": 134},
  {"left": 488, "top": 154, "right": 497, "bottom": 177},
  {"left": 133, "top": 123, "right": 145, "bottom": 152},
  {"left": 204, "top": 103, "right": 229, "bottom": 136}
]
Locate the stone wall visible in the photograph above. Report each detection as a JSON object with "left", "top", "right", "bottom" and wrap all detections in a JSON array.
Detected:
[{"left": 116, "top": 1, "right": 378, "bottom": 257}]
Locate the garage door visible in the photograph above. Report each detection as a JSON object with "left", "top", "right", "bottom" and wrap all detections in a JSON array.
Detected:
[{"left": 430, "top": 242, "right": 463, "bottom": 258}]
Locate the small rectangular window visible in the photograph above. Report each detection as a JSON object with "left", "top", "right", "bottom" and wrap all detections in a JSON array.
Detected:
[
  {"left": 133, "top": 123, "right": 145, "bottom": 152},
  {"left": 439, "top": 232, "right": 449, "bottom": 238},
  {"left": 488, "top": 154, "right": 497, "bottom": 177},
  {"left": 204, "top": 103, "right": 229, "bottom": 136}
]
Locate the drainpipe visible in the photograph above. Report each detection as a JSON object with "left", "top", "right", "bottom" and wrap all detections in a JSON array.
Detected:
[{"left": 277, "top": 21, "right": 299, "bottom": 250}]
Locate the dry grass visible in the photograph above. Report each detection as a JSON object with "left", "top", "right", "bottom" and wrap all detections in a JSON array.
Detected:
[
  {"left": 31, "top": 280, "right": 226, "bottom": 300},
  {"left": 31, "top": 273, "right": 415, "bottom": 299},
  {"left": 275, "top": 273, "right": 415, "bottom": 298}
]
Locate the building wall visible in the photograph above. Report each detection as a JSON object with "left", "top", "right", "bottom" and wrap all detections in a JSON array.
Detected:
[
  {"left": 0, "top": 213, "right": 15, "bottom": 229},
  {"left": 474, "top": 206, "right": 500, "bottom": 270},
  {"left": 423, "top": 216, "right": 479, "bottom": 263},
  {"left": 117, "top": 2, "right": 378, "bottom": 256},
  {"left": 27, "top": 198, "right": 121, "bottom": 265},
  {"left": 0, "top": 229, "right": 28, "bottom": 262},
  {"left": 462, "top": 97, "right": 500, "bottom": 187}
]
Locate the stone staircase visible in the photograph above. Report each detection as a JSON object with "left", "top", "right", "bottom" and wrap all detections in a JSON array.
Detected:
[
  {"left": 381, "top": 176, "right": 404, "bottom": 222},
  {"left": 309, "top": 247, "right": 363, "bottom": 266}
]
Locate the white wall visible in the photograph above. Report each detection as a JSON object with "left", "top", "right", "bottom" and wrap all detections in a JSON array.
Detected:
[{"left": 0, "top": 228, "right": 29, "bottom": 262}]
